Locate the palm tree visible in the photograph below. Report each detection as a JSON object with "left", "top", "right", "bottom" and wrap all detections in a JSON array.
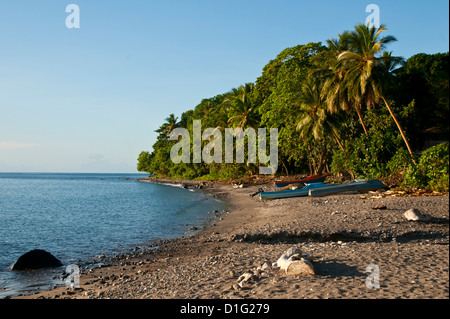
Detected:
[
  {"left": 316, "top": 33, "right": 373, "bottom": 136},
  {"left": 380, "top": 51, "right": 405, "bottom": 73},
  {"left": 378, "top": 51, "right": 405, "bottom": 88},
  {"left": 297, "top": 80, "right": 345, "bottom": 174},
  {"left": 321, "top": 33, "right": 351, "bottom": 112},
  {"left": 226, "top": 83, "right": 259, "bottom": 129},
  {"left": 297, "top": 81, "right": 344, "bottom": 151},
  {"left": 337, "top": 23, "right": 415, "bottom": 162},
  {"left": 155, "top": 113, "right": 180, "bottom": 138}
]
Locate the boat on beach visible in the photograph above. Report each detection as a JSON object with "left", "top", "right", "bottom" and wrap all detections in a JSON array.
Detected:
[
  {"left": 260, "top": 182, "right": 330, "bottom": 200},
  {"left": 308, "top": 179, "right": 388, "bottom": 197},
  {"left": 274, "top": 174, "right": 328, "bottom": 188},
  {"left": 260, "top": 179, "right": 388, "bottom": 200}
]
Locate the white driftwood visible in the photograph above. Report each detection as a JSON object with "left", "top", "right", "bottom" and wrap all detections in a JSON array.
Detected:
[
  {"left": 286, "top": 259, "right": 315, "bottom": 276},
  {"left": 273, "top": 247, "right": 315, "bottom": 276},
  {"left": 260, "top": 262, "right": 271, "bottom": 271},
  {"left": 237, "top": 272, "right": 253, "bottom": 282},
  {"left": 272, "top": 247, "right": 302, "bottom": 271},
  {"left": 237, "top": 272, "right": 253, "bottom": 288},
  {"left": 301, "top": 253, "right": 314, "bottom": 262}
]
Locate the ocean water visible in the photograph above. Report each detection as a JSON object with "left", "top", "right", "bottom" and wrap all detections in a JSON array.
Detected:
[{"left": 0, "top": 173, "right": 228, "bottom": 298}]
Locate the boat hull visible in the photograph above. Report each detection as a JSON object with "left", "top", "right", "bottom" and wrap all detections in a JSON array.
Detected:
[
  {"left": 308, "top": 179, "right": 387, "bottom": 197},
  {"left": 274, "top": 175, "right": 327, "bottom": 188},
  {"left": 260, "top": 183, "right": 329, "bottom": 200}
]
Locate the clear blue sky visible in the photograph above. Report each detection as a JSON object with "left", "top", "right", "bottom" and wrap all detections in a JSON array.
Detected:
[{"left": 0, "top": 0, "right": 448, "bottom": 172}]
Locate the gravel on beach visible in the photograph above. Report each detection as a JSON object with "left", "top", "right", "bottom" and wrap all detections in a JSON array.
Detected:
[{"left": 15, "top": 180, "right": 449, "bottom": 300}]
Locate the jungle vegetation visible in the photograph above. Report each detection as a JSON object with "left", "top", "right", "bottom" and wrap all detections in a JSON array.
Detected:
[{"left": 138, "top": 23, "right": 449, "bottom": 191}]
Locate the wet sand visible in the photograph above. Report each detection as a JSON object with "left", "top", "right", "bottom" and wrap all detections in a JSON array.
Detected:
[{"left": 14, "top": 178, "right": 449, "bottom": 300}]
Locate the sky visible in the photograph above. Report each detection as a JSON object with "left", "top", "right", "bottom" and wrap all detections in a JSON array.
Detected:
[{"left": 0, "top": 0, "right": 448, "bottom": 173}]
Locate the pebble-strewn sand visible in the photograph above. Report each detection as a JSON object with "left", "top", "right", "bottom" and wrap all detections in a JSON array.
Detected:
[{"left": 16, "top": 179, "right": 449, "bottom": 300}]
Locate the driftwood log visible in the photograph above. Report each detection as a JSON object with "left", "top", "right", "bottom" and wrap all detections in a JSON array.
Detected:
[{"left": 272, "top": 247, "right": 315, "bottom": 276}]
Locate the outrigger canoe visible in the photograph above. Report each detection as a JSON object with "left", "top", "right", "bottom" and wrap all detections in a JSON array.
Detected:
[
  {"left": 274, "top": 174, "right": 327, "bottom": 188},
  {"left": 260, "top": 179, "right": 388, "bottom": 200},
  {"left": 260, "top": 182, "right": 330, "bottom": 200},
  {"left": 308, "top": 179, "right": 388, "bottom": 197}
]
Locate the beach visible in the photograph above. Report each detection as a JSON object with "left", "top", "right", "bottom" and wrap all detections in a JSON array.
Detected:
[{"left": 14, "top": 178, "right": 449, "bottom": 300}]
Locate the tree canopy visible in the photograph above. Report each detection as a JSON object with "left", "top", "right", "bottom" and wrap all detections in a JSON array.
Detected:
[{"left": 138, "top": 23, "right": 449, "bottom": 191}]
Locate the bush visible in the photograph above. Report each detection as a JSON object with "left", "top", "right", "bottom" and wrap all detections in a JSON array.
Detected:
[
  {"left": 386, "top": 148, "right": 415, "bottom": 173},
  {"left": 330, "top": 108, "right": 406, "bottom": 180},
  {"left": 403, "top": 142, "right": 449, "bottom": 191},
  {"left": 381, "top": 148, "right": 415, "bottom": 186},
  {"left": 330, "top": 132, "right": 402, "bottom": 180}
]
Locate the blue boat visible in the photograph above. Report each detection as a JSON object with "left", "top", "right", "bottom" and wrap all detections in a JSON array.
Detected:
[
  {"left": 274, "top": 174, "right": 327, "bottom": 188},
  {"left": 308, "top": 179, "right": 388, "bottom": 197},
  {"left": 259, "top": 182, "right": 330, "bottom": 200}
]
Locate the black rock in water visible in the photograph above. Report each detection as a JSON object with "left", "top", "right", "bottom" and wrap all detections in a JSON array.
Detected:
[{"left": 9, "top": 249, "right": 63, "bottom": 271}]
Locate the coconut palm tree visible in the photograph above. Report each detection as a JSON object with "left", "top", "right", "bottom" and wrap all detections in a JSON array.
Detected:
[
  {"left": 318, "top": 32, "right": 372, "bottom": 136},
  {"left": 378, "top": 51, "right": 405, "bottom": 89},
  {"left": 296, "top": 80, "right": 345, "bottom": 174},
  {"left": 155, "top": 113, "right": 180, "bottom": 138},
  {"left": 297, "top": 80, "right": 344, "bottom": 152},
  {"left": 337, "top": 23, "right": 415, "bottom": 162},
  {"left": 321, "top": 33, "right": 351, "bottom": 113},
  {"left": 226, "top": 83, "right": 259, "bottom": 129}
]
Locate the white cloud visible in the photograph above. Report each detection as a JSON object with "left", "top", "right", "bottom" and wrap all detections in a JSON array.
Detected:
[{"left": 0, "top": 141, "right": 40, "bottom": 149}]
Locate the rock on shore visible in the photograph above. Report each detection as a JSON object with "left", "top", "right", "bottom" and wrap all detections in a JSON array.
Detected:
[{"left": 9, "top": 249, "right": 63, "bottom": 271}]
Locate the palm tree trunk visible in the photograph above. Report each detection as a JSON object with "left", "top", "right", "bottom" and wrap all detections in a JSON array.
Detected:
[
  {"left": 349, "top": 170, "right": 355, "bottom": 179},
  {"left": 332, "top": 132, "right": 345, "bottom": 152},
  {"left": 381, "top": 96, "right": 416, "bottom": 164},
  {"left": 316, "top": 149, "right": 327, "bottom": 175},
  {"left": 356, "top": 106, "right": 369, "bottom": 136},
  {"left": 280, "top": 159, "right": 289, "bottom": 176},
  {"left": 308, "top": 162, "right": 313, "bottom": 176}
]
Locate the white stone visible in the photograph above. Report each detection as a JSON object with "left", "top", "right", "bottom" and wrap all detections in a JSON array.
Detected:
[{"left": 404, "top": 208, "right": 431, "bottom": 222}]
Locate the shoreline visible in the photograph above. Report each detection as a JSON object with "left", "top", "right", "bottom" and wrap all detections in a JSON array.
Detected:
[
  {"left": 2, "top": 176, "right": 229, "bottom": 299},
  {"left": 12, "top": 177, "right": 449, "bottom": 299},
  {"left": 7, "top": 177, "right": 233, "bottom": 299}
]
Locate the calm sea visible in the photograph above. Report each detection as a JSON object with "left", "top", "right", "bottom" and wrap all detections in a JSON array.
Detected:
[{"left": 0, "top": 173, "right": 227, "bottom": 298}]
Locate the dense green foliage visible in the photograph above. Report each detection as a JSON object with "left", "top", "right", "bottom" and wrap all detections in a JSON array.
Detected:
[
  {"left": 404, "top": 143, "right": 449, "bottom": 192},
  {"left": 138, "top": 23, "right": 449, "bottom": 190}
]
